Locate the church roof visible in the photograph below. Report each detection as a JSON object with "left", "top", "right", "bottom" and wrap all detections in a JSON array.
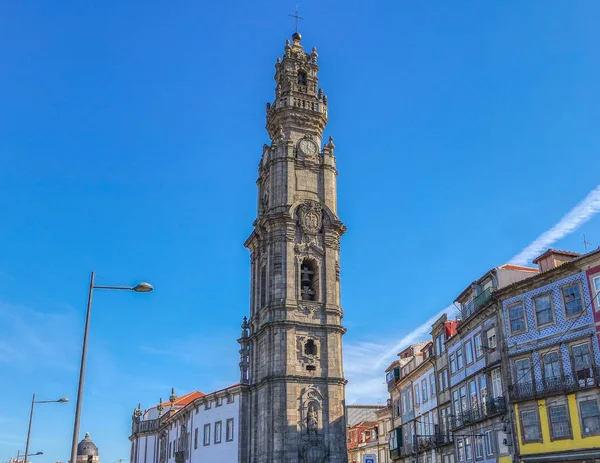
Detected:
[{"left": 146, "top": 391, "right": 205, "bottom": 412}]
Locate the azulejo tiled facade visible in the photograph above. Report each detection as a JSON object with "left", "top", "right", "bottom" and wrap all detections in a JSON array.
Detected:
[
  {"left": 497, "top": 249, "right": 600, "bottom": 463},
  {"left": 384, "top": 248, "right": 600, "bottom": 463}
]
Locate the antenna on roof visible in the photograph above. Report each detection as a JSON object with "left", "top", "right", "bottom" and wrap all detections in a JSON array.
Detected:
[{"left": 584, "top": 234, "right": 593, "bottom": 253}]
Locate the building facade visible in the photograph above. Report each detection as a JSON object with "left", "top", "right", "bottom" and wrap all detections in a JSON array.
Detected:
[
  {"left": 386, "top": 342, "right": 439, "bottom": 463},
  {"left": 449, "top": 265, "right": 538, "bottom": 463},
  {"left": 130, "top": 386, "right": 242, "bottom": 463},
  {"left": 499, "top": 248, "right": 600, "bottom": 463},
  {"left": 239, "top": 30, "right": 347, "bottom": 463},
  {"left": 431, "top": 315, "right": 459, "bottom": 463},
  {"left": 375, "top": 405, "right": 393, "bottom": 463}
]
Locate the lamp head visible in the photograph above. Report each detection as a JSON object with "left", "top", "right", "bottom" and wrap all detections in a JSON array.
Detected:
[
  {"left": 133, "top": 282, "right": 153, "bottom": 293},
  {"left": 58, "top": 397, "right": 69, "bottom": 403}
]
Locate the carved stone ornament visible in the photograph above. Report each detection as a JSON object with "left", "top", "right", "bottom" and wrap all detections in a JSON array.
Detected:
[
  {"left": 298, "top": 201, "right": 322, "bottom": 236},
  {"left": 299, "top": 440, "right": 327, "bottom": 463},
  {"left": 297, "top": 302, "right": 320, "bottom": 316}
]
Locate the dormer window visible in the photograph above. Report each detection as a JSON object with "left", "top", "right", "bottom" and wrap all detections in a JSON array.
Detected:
[{"left": 298, "top": 70, "right": 307, "bottom": 85}]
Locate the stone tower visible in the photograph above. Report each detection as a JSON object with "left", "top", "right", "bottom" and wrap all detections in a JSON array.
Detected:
[{"left": 238, "top": 31, "right": 347, "bottom": 463}]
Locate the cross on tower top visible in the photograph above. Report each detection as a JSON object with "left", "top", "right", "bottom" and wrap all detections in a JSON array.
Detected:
[{"left": 289, "top": 5, "right": 304, "bottom": 33}]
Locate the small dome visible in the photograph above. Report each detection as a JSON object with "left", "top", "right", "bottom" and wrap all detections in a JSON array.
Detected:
[
  {"left": 77, "top": 433, "right": 98, "bottom": 457},
  {"left": 292, "top": 31, "right": 302, "bottom": 42}
]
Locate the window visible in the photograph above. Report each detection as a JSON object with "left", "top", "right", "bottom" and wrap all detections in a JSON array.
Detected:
[
  {"left": 593, "top": 276, "right": 600, "bottom": 308},
  {"left": 450, "top": 354, "right": 457, "bottom": 374},
  {"left": 572, "top": 343, "right": 593, "bottom": 379},
  {"left": 475, "top": 436, "right": 483, "bottom": 458},
  {"left": 216, "top": 397, "right": 223, "bottom": 407},
  {"left": 205, "top": 400, "right": 212, "bottom": 410},
  {"left": 464, "top": 437, "right": 472, "bottom": 460},
  {"left": 214, "top": 421, "right": 222, "bottom": 444},
  {"left": 457, "top": 439, "right": 465, "bottom": 462},
  {"left": 452, "top": 391, "right": 460, "bottom": 419},
  {"left": 542, "top": 351, "right": 561, "bottom": 379},
  {"left": 469, "top": 380, "right": 478, "bottom": 410},
  {"left": 474, "top": 334, "right": 483, "bottom": 358},
  {"left": 562, "top": 283, "right": 583, "bottom": 317},
  {"left": 484, "top": 431, "right": 495, "bottom": 456},
  {"left": 457, "top": 348, "right": 464, "bottom": 369},
  {"left": 226, "top": 418, "right": 235, "bottom": 441},
  {"left": 515, "top": 358, "right": 532, "bottom": 386},
  {"left": 194, "top": 428, "right": 198, "bottom": 449},
  {"left": 441, "top": 332, "right": 446, "bottom": 352},
  {"left": 298, "top": 70, "right": 307, "bottom": 85},
  {"left": 534, "top": 294, "right": 554, "bottom": 326},
  {"left": 394, "top": 399, "right": 401, "bottom": 418},
  {"left": 460, "top": 386, "right": 467, "bottom": 413},
  {"left": 422, "top": 380, "right": 428, "bottom": 402},
  {"left": 487, "top": 328, "right": 497, "bottom": 350},
  {"left": 508, "top": 303, "right": 527, "bottom": 334},
  {"left": 203, "top": 424, "right": 211, "bottom": 446},
  {"left": 300, "top": 259, "right": 317, "bottom": 301},
  {"left": 430, "top": 374, "right": 436, "bottom": 396},
  {"left": 520, "top": 409, "right": 541, "bottom": 442},
  {"left": 479, "top": 375, "right": 488, "bottom": 404},
  {"left": 305, "top": 339, "right": 317, "bottom": 355},
  {"left": 227, "top": 395, "right": 234, "bottom": 404},
  {"left": 465, "top": 341, "right": 474, "bottom": 365},
  {"left": 580, "top": 399, "right": 600, "bottom": 436},
  {"left": 438, "top": 372, "right": 444, "bottom": 392},
  {"left": 436, "top": 335, "right": 442, "bottom": 355},
  {"left": 415, "top": 386, "right": 420, "bottom": 405},
  {"left": 491, "top": 369, "right": 502, "bottom": 398},
  {"left": 443, "top": 369, "right": 449, "bottom": 391},
  {"left": 548, "top": 405, "right": 571, "bottom": 439},
  {"left": 260, "top": 265, "right": 266, "bottom": 307}
]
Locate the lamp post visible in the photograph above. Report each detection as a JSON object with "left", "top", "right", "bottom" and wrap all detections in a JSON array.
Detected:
[
  {"left": 69, "top": 272, "right": 153, "bottom": 463},
  {"left": 23, "top": 395, "right": 68, "bottom": 463}
]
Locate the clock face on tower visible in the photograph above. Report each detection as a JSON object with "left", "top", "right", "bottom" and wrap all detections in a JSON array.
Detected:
[{"left": 298, "top": 139, "right": 318, "bottom": 158}]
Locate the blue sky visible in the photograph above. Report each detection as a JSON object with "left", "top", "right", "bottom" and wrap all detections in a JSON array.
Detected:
[{"left": 1, "top": 1, "right": 600, "bottom": 463}]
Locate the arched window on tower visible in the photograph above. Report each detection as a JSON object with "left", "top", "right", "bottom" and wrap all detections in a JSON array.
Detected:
[
  {"left": 300, "top": 259, "right": 316, "bottom": 301},
  {"left": 298, "top": 70, "right": 307, "bottom": 86}
]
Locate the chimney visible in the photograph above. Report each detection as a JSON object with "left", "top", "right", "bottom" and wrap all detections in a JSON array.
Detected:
[{"left": 532, "top": 249, "right": 580, "bottom": 272}]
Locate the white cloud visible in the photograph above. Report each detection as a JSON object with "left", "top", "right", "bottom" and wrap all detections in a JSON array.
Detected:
[{"left": 510, "top": 185, "right": 600, "bottom": 265}]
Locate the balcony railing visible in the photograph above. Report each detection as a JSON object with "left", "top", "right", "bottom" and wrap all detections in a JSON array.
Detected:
[
  {"left": 399, "top": 443, "right": 414, "bottom": 457},
  {"left": 132, "top": 419, "right": 161, "bottom": 434},
  {"left": 451, "top": 397, "right": 506, "bottom": 430},
  {"left": 509, "top": 368, "right": 598, "bottom": 402},
  {"left": 460, "top": 288, "right": 494, "bottom": 320},
  {"left": 390, "top": 448, "right": 400, "bottom": 460}
]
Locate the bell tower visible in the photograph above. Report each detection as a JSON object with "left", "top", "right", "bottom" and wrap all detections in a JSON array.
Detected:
[{"left": 239, "top": 31, "right": 348, "bottom": 463}]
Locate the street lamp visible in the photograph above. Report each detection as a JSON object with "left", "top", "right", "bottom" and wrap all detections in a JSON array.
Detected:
[
  {"left": 23, "top": 395, "right": 68, "bottom": 463},
  {"left": 69, "top": 272, "right": 153, "bottom": 463}
]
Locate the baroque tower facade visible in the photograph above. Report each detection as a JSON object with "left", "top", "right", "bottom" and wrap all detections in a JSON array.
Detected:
[{"left": 238, "top": 31, "right": 348, "bottom": 463}]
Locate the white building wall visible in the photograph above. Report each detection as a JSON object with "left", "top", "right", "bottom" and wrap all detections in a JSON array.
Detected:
[
  {"left": 190, "top": 397, "right": 239, "bottom": 463},
  {"left": 131, "top": 390, "right": 241, "bottom": 463}
]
